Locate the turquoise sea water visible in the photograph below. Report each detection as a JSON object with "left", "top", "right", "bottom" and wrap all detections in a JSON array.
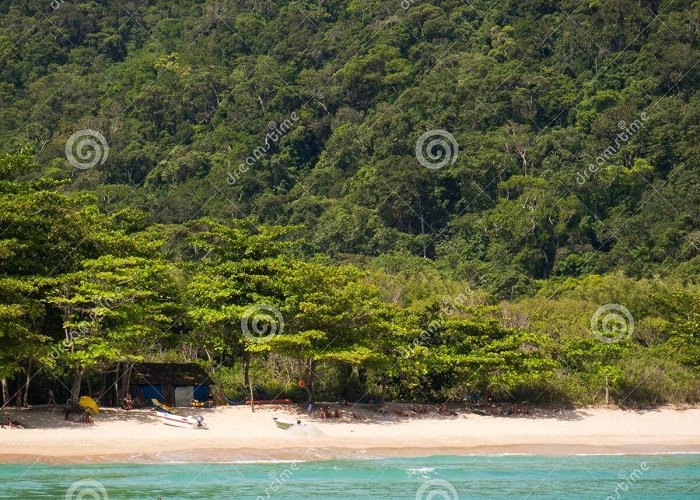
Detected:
[{"left": 1, "top": 454, "right": 699, "bottom": 499}]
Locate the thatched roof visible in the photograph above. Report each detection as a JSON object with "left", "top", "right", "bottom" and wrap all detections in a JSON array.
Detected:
[{"left": 130, "top": 363, "right": 210, "bottom": 386}]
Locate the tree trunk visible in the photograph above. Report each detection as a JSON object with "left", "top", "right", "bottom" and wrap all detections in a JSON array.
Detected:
[
  {"left": 23, "top": 360, "right": 32, "bottom": 407},
  {"left": 99, "top": 373, "right": 106, "bottom": 405},
  {"left": 303, "top": 360, "right": 315, "bottom": 405},
  {"left": 1, "top": 378, "right": 9, "bottom": 407},
  {"left": 379, "top": 375, "right": 387, "bottom": 405},
  {"left": 120, "top": 362, "right": 133, "bottom": 403},
  {"left": 242, "top": 351, "right": 253, "bottom": 412},
  {"left": 302, "top": 383, "right": 312, "bottom": 405},
  {"left": 71, "top": 369, "right": 84, "bottom": 409},
  {"left": 114, "top": 363, "right": 121, "bottom": 406},
  {"left": 242, "top": 351, "right": 250, "bottom": 390}
]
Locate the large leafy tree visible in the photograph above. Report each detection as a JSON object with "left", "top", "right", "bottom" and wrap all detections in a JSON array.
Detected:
[
  {"left": 404, "top": 305, "right": 559, "bottom": 401},
  {"left": 184, "top": 219, "right": 299, "bottom": 390},
  {"left": 0, "top": 152, "right": 100, "bottom": 405},
  {"left": 48, "top": 255, "right": 181, "bottom": 407},
  {"left": 252, "top": 262, "right": 402, "bottom": 403}
]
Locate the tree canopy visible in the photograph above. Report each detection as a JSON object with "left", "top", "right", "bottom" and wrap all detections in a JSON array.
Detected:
[{"left": 1, "top": 1, "right": 699, "bottom": 408}]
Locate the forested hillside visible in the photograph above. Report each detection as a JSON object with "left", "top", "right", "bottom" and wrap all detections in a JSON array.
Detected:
[
  {"left": 2, "top": 0, "right": 700, "bottom": 295},
  {"left": 1, "top": 1, "right": 700, "bottom": 407}
]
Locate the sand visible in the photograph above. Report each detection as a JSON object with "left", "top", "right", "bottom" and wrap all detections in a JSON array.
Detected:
[{"left": 1, "top": 405, "right": 699, "bottom": 463}]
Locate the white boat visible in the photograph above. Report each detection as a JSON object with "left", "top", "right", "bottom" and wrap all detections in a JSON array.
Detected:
[{"left": 156, "top": 410, "right": 207, "bottom": 429}]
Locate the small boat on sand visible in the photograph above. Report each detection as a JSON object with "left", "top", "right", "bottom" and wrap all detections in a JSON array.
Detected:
[
  {"left": 273, "top": 417, "right": 300, "bottom": 430},
  {"left": 151, "top": 398, "right": 176, "bottom": 414},
  {"left": 156, "top": 411, "right": 208, "bottom": 429}
]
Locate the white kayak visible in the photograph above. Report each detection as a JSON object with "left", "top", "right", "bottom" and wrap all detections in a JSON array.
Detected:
[{"left": 156, "top": 410, "right": 208, "bottom": 429}]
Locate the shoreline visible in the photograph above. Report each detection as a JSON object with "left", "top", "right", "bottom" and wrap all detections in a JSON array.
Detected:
[
  {"left": 2, "top": 405, "right": 699, "bottom": 464},
  {"left": 3, "top": 445, "right": 700, "bottom": 465}
]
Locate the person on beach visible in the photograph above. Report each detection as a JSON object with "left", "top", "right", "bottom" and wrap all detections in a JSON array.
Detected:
[
  {"left": 122, "top": 393, "right": 132, "bottom": 410},
  {"left": 470, "top": 392, "right": 480, "bottom": 405},
  {"left": 46, "top": 389, "right": 56, "bottom": 405}
]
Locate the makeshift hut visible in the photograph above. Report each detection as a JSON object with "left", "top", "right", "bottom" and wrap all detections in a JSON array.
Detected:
[{"left": 128, "top": 363, "right": 210, "bottom": 407}]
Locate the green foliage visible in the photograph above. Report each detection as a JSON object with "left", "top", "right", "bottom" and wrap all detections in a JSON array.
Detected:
[
  {"left": 1, "top": 0, "right": 698, "bottom": 297},
  {"left": 1, "top": 0, "right": 700, "bottom": 407},
  {"left": 47, "top": 255, "right": 181, "bottom": 372}
]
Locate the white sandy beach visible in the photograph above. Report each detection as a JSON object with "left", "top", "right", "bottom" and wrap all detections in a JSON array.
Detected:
[{"left": 1, "top": 405, "right": 699, "bottom": 463}]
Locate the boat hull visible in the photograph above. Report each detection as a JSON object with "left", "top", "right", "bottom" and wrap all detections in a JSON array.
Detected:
[
  {"left": 273, "top": 417, "right": 296, "bottom": 429},
  {"left": 156, "top": 411, "right": 207, "bottom": 429}
]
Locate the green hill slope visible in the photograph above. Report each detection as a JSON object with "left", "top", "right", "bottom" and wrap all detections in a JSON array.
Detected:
[{"left": 1, "top": 0, "right": 699, "bottom": 298}]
